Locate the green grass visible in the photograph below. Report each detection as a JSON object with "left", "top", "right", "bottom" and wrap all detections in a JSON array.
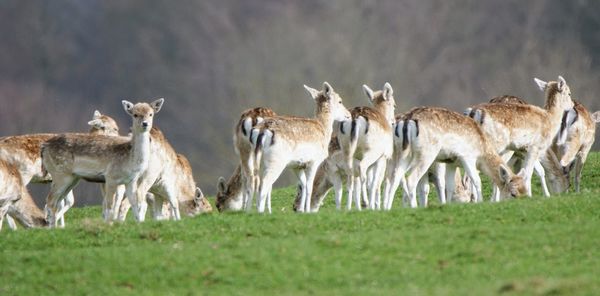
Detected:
[{"left": 2, "top": 154, "right": 600, "bottom": 295}]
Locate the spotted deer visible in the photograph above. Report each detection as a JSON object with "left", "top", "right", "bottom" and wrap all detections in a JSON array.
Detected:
[
  {"left": 42, "top": 98, "right": 165, "bottom": 226},
  {"left": 216, "top": 165, "right": 244, "bottom": 212},
  {"left": 295, "top": 137, "right": 473, "bottom": 211},
  {"left": 246, "top": 82, "right": 350, "bottom": 213},
  {"left": 383, "top": 112, "right": 470, "bottom": 209},
  {"left": 0, "top": 159, "right": 47, "bottom": 230},
  {"left": 395, "top": 107, "right": 527, "bottom": 205},
  {"left": 117, "top": 151, "right": 211, "bottom": 220},
  {"left": 464, "top": 76, "right": 574, "bottom": 199},
  {"left": 215, "top": 107, "right": 277, "bottom": 212},
  {"left": 291, "top": 136, "right": 346, "bottom": 212},
  {"left": 0, "top": 110, "right": 120, "bottom": 227},
  {"left": 338, "top": 83, "right": 394, "bottom": 210},
  {"left": 553, "top": 100, "right": 600, "bottom": 192},
  {"left": 232, "top": 107, "right": 277, "bottom": 211},
  {"left": 465, "top": 95, "right": 568, "bottom": 197}
]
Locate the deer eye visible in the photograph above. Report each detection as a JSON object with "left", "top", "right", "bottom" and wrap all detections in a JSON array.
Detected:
[
  {"left": 134, "top": 114, "right": 139, "bottom": 118},
  {"left": 149, "top": 113, "right": 153, "bottom": 117}
]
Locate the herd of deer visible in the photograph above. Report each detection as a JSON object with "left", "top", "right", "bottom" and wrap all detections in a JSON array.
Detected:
[
  {"left": 0, "top": 76, "right": 598, "bottom": 230},
  {"left": 216, "top": 76, "right": 600, "bottom": 214}
]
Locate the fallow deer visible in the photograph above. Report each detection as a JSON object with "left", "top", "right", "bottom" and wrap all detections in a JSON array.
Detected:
[
  {"left": 395, "top": 107, "right": 527, "bottom": 205},
  {"left": 0, "top": 110, "right": 120, "bottom": 227},
  {"left": 466, "top": 95, "right": 568, "bottom": 197},
  {"left": 116, "top": 151, "right": 211, "bottom": 220},
  {"left": 246, "top": 82, "right": 350, "bottom": 213},
  {"left": 553, "top": 100, "right": 600, "bottom": 192},
  {"left": 296, "top": 138, "right": 473, "bottom": 211},
  {"left": 232, "top": 107, "right": 276, "bottom": 211},
  {"left": 0, "top": 159, "right": 47, "bottom": 230},
  {"left": 383, "top": 113, "right": 469, "bottom": 209},
  {"left": 42, "top": 98, "right": 165, "bottom": 226},
  {"left": 338, "top": 83, "right": 395, "bottom": 210},
  {"left": 464, "top": 76, "right": 574, "bottom": 199}
]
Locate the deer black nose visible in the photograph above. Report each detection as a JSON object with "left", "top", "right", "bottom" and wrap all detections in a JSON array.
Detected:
[{"left": 142, "top": 122, "right": 149, "bottom": 128}]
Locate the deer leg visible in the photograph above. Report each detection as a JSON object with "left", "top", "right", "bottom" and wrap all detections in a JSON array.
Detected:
[
  {"left": 417, "top": 173, "right": 430, "bottom": 207},
  {"left": 461, "top": 158, "right": 482, "bottom": 202},
  {"left": 406, "top": 152, "right": 437, "bottom": 209},
  {"left": 257, "top": 163, "right": 286, "bottom": 214},
  {"left": 47, "top": 175, "right": 79, "bottom": 228},
  {"left": 533, "top": 160, "right": 550, "bottom": 197}
]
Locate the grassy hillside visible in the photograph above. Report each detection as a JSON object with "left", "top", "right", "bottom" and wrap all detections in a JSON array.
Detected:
[{"left": 1, "top": 153, "right": 600, "bottom": 295}]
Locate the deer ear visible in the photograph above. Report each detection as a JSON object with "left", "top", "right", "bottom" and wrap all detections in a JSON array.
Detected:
[
  {"left": 534, "top": 78, "right": 548, "bottom": 92},
  {"left": 93, "top": 110, "right": 102, "bottom": 119},
  {"left": 217, "top": 177, "right": 227, "bottom": 194},
  {"left": 591, "top": 111, "right": 600, "bottom": 123},
  {"left": 122, "top": 100, "right": 134, "bottom": 115},
  {"left": 323, "top": 81, "right": 333, "bottom": 97},
  {"left": 517, "top": 168, "right": 526, "bottom": 178},
  {"left": 195, "top": 187, "right": 204, "bottom": 201},
  {"left": 362, "top": 84, "right": 374, "bottom": 102},
  {"left": 87, "top": 119, "right": 102, "bottom": 128},
  {"left": 383, "top": 82, "right": 393, "bottom": 100},
  {"left": 558, "top": 76, "right": 567, "bottom": 92},
  {"left": 150, "top": 98, "right": 165, "bottom": 113},
  {"left": 303, "top": 85, "right": 320, "bottom": 100},
  {"left": 498, "top": 165, "right": 511, "bottom": 183}
]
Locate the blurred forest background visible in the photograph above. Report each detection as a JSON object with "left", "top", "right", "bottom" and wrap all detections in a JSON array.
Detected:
[{"left": 1, "top": 0, "right": 599, "bottom": 206}]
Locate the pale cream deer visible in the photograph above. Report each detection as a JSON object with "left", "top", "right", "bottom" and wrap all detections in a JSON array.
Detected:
[
  {"left": 0, "top": 159, "right": 47, "bottom": 230},
  {"left": 383, "top": 114, "right": 471, "bottom": 209},
  {"left": 0, "top": 110, "right": 120, "bottom": 227},
  {"left": 397, "top": 107, "right": 527, "bottom": 205},
  {"left": 231, "top": 107, "right": 276, "bottom": 211},
  {"left": 465, "top": 95, "right": 568, "bottom": 197},
  {"left": 246, "top": 82, "right": 350, "bottom": 213},
  {"left": 552, "top": 100, "right": 600, "bottom": 192},
  {"left": 338, "top": 83, "right": 394, "bottom": 211},
  {"left": 464, "top": 76, "right": 574, "bottom": 199},
  {"left": 116, "top": 151, "right": 212, "bottom": 220},
  {"left": 42, "top": 98, "right": 164, "bottom": 226}
]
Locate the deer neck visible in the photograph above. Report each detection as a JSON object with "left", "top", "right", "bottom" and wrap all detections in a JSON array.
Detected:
[
  {"left": 374, "top": 103, "right": 393, "bottom": 123},
  {"left": 130, "top": 129, "right": 151, "bottom": 168},
  {"left": 544, "top": 93, "right": 569, "bottom": 135},
  {"left": 315, "top": 106, "right": 334, "bottom": 143},
  {"left": 10, "top": 196, "right": 48, "bottom": 228},
  {"left": 478, "top": 147, "right": 509, "bottom": 188}
]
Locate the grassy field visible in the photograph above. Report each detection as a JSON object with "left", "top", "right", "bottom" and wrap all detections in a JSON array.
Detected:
[{"left": 1, "top": 153, "right": 600, "bottom": 295}]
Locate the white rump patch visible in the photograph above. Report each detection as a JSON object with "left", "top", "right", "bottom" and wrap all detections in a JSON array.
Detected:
[{"left": 242, "top": 117, "right": 253, "bottom": 137}]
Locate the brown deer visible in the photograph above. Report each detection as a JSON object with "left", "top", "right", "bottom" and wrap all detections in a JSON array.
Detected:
[
  {"left": 553, "top": 100, "right": 600, "bottom": 192},
  {"left": 464, "top": 76, "right": 574, "bottom": 199},
  {"left": 42, "top": 99, "right": 164, "bottom": 226},
  {"left": 246, "top": 82, "right": 350, "bottom": 213},
  {"left": 338, "top": 83, "right": 395, "bottom": 210},
  {"left": 396, "top": 107, "right": 527, "bottom": 205}
]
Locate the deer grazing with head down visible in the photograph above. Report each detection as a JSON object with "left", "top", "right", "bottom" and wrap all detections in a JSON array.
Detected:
[
  {"left": 394, "top": 107, "right": 527, "bottom": 205},
  {"left": 42, "top": 99, "right": 165, "bottom": 226},
  {"left": 0, "top": 159, "right": 47, "bottom": 230},
  {"left": 115, "top": 142, "right": 211, "bottom": 221},
  {"left": 552, "top": 100, "right": 600, "bottom": 192},
  {"left": 383, "top": 111, "right": 475, "bottom": 209},
  {"left": 464, "top": 76, "right": 574, "bottom": 200},
  {"left": 465, "top": 95, "right": 569, "bottom": 197},
  {"left": 337, "top": 83, "right": 394, "bottom": 211},
  {"left": 246, "top": 82, "right": 350, "bottom": 213}
]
